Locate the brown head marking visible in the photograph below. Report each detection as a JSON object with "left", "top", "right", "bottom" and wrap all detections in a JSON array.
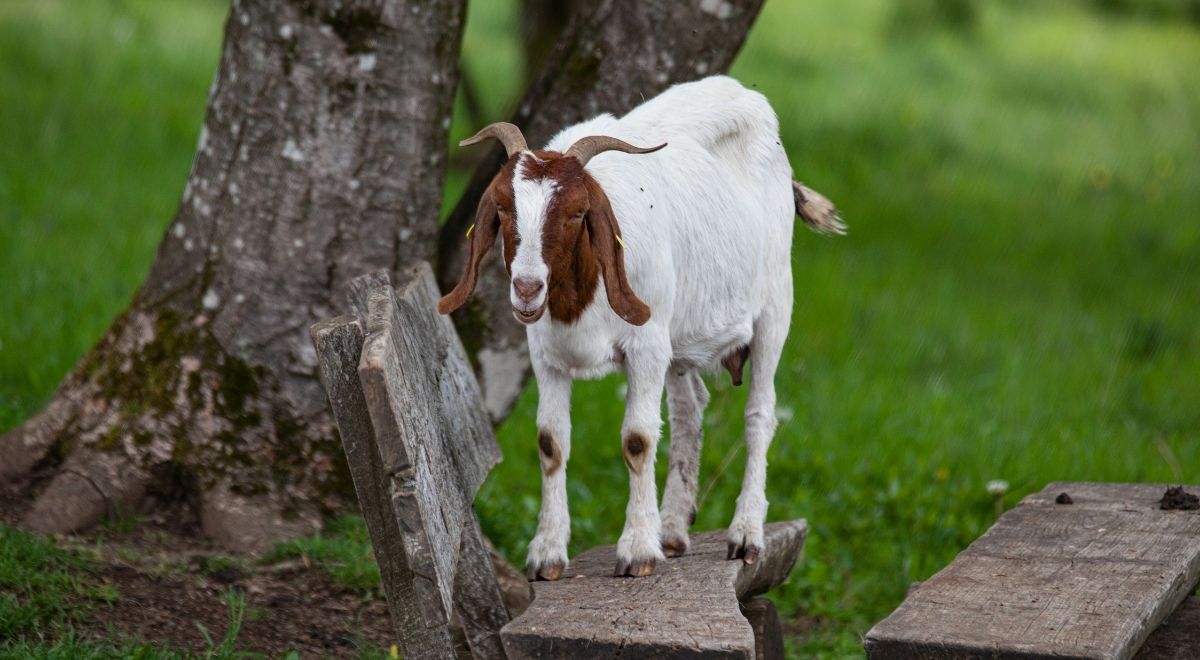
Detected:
[{"left": 438, "top": 124, "right": 663, "bottom": 327}]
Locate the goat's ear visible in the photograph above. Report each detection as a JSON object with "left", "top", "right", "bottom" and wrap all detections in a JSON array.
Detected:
[
  {"left": 584, "top": 178, "right": 651, "bottom": 326},
  {"left": 438, "top": 187, "right": 500, "bottom": 315}
]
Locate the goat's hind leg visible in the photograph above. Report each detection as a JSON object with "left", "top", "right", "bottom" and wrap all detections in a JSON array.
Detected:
[
  {"left": 727, "top": 300, "right": 790, "bottom": 564},
  {"left": 660, "top": 368, "right": 708, "bottom": 557}
]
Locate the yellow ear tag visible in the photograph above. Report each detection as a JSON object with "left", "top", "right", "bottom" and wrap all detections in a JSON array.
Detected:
[
  {"left": 614, "top": 232, "right": 627, "bottom": 251},
  {"left": 465, "top": 223, "right": 475, "bottom": 239}
]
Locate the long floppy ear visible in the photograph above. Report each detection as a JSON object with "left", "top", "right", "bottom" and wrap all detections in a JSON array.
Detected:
[
  {"left": 438, "top": 187, "right": 500, "bottom": 315},
  {"left": 584, "top": 178, "right": 651, "bottom": 326}
]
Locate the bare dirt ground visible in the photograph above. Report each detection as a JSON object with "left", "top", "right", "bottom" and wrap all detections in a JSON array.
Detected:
[{"left": 1, "top": 474, "right": 395, "bottom": 657}]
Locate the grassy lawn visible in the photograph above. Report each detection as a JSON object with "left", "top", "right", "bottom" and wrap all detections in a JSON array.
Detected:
[{"left": 2, "top": 0, "right": 1198, "bottom": 657}]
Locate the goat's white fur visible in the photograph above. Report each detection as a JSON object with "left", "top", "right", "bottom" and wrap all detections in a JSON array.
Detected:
[{"left": 515, "top": 76, "right": 795, "bottom": 574}]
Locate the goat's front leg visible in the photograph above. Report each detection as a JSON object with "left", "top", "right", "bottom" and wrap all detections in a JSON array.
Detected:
[
  {"left": 527, "top": 361, "right": 572, "bottom": 581},
  {"left": 614, "top": 348, "right": 669, "bottom": 577}
]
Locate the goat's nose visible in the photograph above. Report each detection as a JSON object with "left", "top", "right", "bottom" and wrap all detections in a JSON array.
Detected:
[{"left": 513, "top": 277, "right": 544, "bottom": 302}]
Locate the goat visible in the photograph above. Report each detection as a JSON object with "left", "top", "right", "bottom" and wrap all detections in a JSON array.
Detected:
[{"left": 439, "top": 76, "right": 843, "bottom": 579}]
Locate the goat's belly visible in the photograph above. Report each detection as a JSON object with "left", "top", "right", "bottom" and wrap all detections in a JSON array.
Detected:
[{"left": 669, "top": 322, "right": 754, "bottom": 371}]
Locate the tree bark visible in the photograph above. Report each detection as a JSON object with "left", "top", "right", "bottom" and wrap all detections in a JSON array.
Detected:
[
  {"left": 438, "top": 0, "right": 766, "bottom": 421},
  {"left": 0, "top": 0, "right": 466, "bottom": 551},
  {"left": 518, "top": 0, "right": 587, "bottom": 81}
]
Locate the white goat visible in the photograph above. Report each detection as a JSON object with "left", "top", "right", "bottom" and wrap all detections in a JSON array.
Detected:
[{"left": 439, "top": 76, "right": 843, "bottom": 579}]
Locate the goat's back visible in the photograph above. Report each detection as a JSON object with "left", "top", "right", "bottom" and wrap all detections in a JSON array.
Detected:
[{"left": 546, "top": 76, "right": 795, "bottom": 361}]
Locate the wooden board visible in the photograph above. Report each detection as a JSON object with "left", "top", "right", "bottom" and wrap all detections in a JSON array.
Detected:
[
  {"left": 864, "top": 482, "right": 1200, "bottom": 660},
  {"left": 1136, "top": 597, "right": 1200, "bottom": 660},
  {"left": 501, "top": 520, "right": 807, "bottom": 659},
  {"left": 313, "top": 263, "right": 508, "bottom": 660},
  {"left": 311, "top": 315, "right": 456, "bottom": 659},
  {"left": 354, "top": 265, "right": 503, "bottom": 628}
]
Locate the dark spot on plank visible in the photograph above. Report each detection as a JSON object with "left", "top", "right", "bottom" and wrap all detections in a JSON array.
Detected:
[
  {"left": 1160, "top": 486, "right": 1199, "bottom": 510},
  {"left": 1055, "top": 492, "right": 1073, "bottom": 505}
]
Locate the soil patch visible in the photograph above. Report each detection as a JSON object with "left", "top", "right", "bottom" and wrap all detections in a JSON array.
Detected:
[
  {"left": 2, "top": 477, "right": 393, "bottom": 657},
  {"left": 84, "top": 559, "right": 393, "bottom": 656}
]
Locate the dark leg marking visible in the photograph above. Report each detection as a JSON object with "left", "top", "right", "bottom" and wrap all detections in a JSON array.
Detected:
[
  {"left": 622, "top": 432, "right": 648, "bottom": 474},
  {"left": 722, "top": 344, "right": 751, "bottom": 386},
  {"left": 537, "top": 429, "right": 561, "bottom": 475}
]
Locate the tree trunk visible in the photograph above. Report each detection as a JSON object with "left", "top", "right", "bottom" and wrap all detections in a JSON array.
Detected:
[
  {"left": 438, "top": 0, "right": 767, "bottom": 421},
  {"left": 518, "top": 0, "right": 587, "bottom": 81},
  {"left": 0, "top": 0, "right": 466, "bottom": 551}
]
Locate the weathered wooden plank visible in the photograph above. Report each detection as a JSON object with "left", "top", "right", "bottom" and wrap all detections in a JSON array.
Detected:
[
  {"left": 864, "top": 482, "right": 1200, "bottom": 660},
  {"left": 356, "top": 264, "right": 506, "bottom": 630},
  {"left": 347, "top": 264, "right": 501, "bottom": 495},
  {"left": 741, "top": 599, "right": 785, "bottom": 660},
  {"left": 452, "top": 514, "right": 509, "bottom": 660},
  {"left": 501, "top": 520, "right": 807, "bottom": 659},
  {"left": 1136, "top": 596, "right": 1200, "bottom": 660},
  {"left": 310, "top": 316, "right": 455, "bottom": 659}
]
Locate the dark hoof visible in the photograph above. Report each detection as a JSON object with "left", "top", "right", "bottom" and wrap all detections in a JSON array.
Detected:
[
  {"left": 727, "top": 541, "right": 763, "bottom": 564},
  {"left": 614, "top": 557, "right": 656, "bottom": 577},
  {"left": 661, "top": 537, "right": 688, "bottom": 558},
  {"left": 528, "top": 560, "right": 565, "bottom": 581},
  {"left": 727, "top": 541, "right": 742, "bottom": 560},
  {"left": 743, "top": 545, "right": 761, "bottom": 565}
]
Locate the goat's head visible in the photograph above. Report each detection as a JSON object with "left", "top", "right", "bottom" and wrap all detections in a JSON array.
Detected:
[{"left": 437, "top": 122, "right": 664, "bottom": 327}]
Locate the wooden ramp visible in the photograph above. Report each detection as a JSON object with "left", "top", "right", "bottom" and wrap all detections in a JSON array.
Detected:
[
  {"left": 502, "top": 520, "right": 807, "bottom": 659},
  {"left": 865, "top": 482, "right": 1200, "bottom": 660}
]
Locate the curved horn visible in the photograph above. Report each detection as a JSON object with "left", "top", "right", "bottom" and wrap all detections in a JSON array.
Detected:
[
  {"left": 564, "top": 136, "right": 666, "bottom": 167},
  {"left": 459, "top": 122, "right": 528, "bottom": 157}
]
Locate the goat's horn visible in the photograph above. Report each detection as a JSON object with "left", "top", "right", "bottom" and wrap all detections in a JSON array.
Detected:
[
  {"left": 460, "top": 122, "right": 528, "bottom": 157},
  {"left": 564, "top": 136, "right": 666, "bottom": 167}
]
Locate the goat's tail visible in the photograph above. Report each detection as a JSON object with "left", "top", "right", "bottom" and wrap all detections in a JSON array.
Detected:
[{"left": 793, "top": 180, "right": 846, "bottom": 236}]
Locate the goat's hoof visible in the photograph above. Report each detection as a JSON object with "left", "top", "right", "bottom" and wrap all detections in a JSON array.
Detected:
[
  {"left": 614, "top": 557, "right": 656, "bottom": 577},
  {"left": 726, "top": 540, "right": 763, "bottom": 564},
  {"left": 661, "top": 536, "right": 688, "bottom": 558},
  {"left": 528, "top": 560, "right": 566, "bottom": 581}
]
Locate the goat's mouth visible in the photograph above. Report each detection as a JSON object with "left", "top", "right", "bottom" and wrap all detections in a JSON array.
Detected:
[{"left": 512, "top": 304, "right": 546, "bottom": 324}]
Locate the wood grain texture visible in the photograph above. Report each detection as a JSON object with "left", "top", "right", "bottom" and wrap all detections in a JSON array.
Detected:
[
  {"left": 315, "top": 264, "right": 509, "bottom": 659},
  {"left": 741, "top": 599, "right": 785, "bottom": 660},
  {"left": 500, "top": 520, "right": 807, "bottom": 659},
  {"left": 310, "top": 316, "right": 455, "bottom": 659},
  {"left": 864, "top": 482, "right": 1200, "bottom": 660},
  {"left": 355, "top": 264, "right": 504, "bottom": 627},
  {"left": 453, "top": 514, "right": 510, "bottom": 660},
  {"left": 1136, "top": 597, "right": 1200, "bottom": 660}
]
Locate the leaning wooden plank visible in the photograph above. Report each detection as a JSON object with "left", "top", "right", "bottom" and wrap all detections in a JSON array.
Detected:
[
  {"left": 346, "top": 264, "right": 501, "bottom": 497},
  {"left": 1136, "top": 596, "right": 1200, "bottom": 660},
  {"left": 452, "top": 515, "right": 510, "bottom": 660},
  {"left": 352, "top": 264, "right": 508, "bottom": 641},
  {"left": 310, "top": 316, "right": 456, "bottom": 660},
  {"left": 501, "top": 520, "right": 807, "bottom": 659},
  {"left": 864, "top": 482, "right": 1200, "bottom": 660}
]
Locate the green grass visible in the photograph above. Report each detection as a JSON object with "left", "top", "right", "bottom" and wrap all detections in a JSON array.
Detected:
[
  {"left": 0, "top": 526, "right": 118, "bottom": 642},
  {"left": 260, "top": 515, "right": 380, "bottom": 593},
  {"left": 3, "top": 0, "right": 1199, "bottom": 657}
]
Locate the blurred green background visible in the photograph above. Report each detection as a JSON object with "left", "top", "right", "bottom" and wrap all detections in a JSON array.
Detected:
[{"left": 2, "top": 0, "right": 1198, "bottom": 656}]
